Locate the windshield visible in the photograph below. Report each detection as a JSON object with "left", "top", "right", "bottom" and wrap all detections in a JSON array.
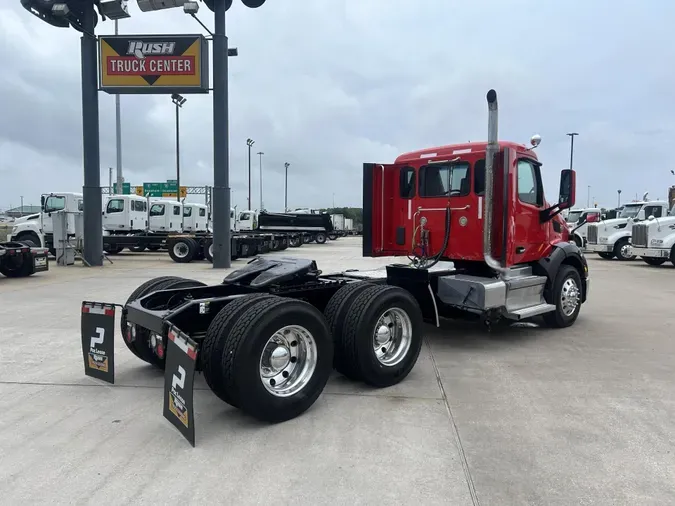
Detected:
[
  {"left": 566, "top": 211, "right": 582, "bottom": 223},
  {"left": 44, "top": 196, "right": 66, "bottom": 213},
  {"left": 239, "top": 212, "right": 251, "bottom": 220},
  {"left": 621, "top": 205, "right": 641, "bottom": 219}
]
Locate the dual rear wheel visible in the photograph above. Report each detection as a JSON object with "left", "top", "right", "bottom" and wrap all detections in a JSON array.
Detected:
[{"left": 123, "top": 279, "right": 424, "bottom": 423}]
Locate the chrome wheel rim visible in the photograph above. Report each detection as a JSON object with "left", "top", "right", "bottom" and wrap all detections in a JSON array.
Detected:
[
  {"left": 259, "top": 325, "right": 317, "bottom": 397},
  {"left": 372, "top": 308, "right": 412, "bottom": 366},
  {"left": 560, "top": 278, "right": 580, "bottom": 317},
  {"left": 208, "top": 244, "right": 213, "bottom": 257},
  {"left": 621, "top": 243, "right": 631, "bottom": 258},
  {"left": 173, "top": 242, "right": 189, "bottom": 258}
]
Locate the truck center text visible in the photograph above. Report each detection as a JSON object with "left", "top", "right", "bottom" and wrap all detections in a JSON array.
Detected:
[{"left": 107, "top": 57, "right": 194, "bottom": 75}]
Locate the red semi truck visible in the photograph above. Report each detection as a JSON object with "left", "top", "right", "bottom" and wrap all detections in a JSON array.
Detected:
[{"left": 84, "top": 89, "right": 589, "bottom": 433}]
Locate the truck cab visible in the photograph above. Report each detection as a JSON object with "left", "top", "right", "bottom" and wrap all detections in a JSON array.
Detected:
[
  {"left": 9, "top": 192, "right": 83, "bottom": 250},
  {"left": 183, "top": 203, "right": 208, "bottom": 232},
  {"left": 629, "top": 203, "right": 675, "bottom": 266},
  {"left": 102, "top": 195, "right": 148, "bottom": 234},
  {"left": 585, "top": 200, "right": 670, "bottom": 260},
  {"left": 148, "top": 200, "right": 183, "bottom": 233},
  {"left": 566, "top": 207, "right": 601, "bottom": 248},
  {"left": 361, "top": 89, "right": 588, "bottom": 328},
  {"left": 237, "top": 210, "right": 257, "bottom": 231}
]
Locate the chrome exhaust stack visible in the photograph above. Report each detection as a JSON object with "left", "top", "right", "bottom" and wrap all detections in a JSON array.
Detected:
[{"left": 483, "top": 89, "right": 508, "bottom": 276}]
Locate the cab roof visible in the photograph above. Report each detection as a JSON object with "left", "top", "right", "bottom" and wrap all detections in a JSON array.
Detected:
[{"left": 395, "top": 141, "right": 534, "bottom": 164}]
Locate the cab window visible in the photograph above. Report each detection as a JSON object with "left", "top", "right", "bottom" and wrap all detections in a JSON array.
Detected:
[
  {"left": 400, "top": 166, "right": 415, "bottom": 198},
  {"left": 644, "top": 205, "right": 663, "bottom": 218},
  {"left": 78, "top": 200, "right": 84, "bottom": 212},
  {"left": 173, "top": 206, "right": 181, "bottom": 216},
  {"left": 240, "top": 212, "right": 251, "bottom": 220},
  {"left": 183, "top": 207, "right": 192, "bottom": 217},
  {"left": 149, "top": 204, "right": 165, "bottom": 216},
  {"left": 517, "top": 159, "right": 543, "bottom": 206},
  {"left": 199, "top": 208, "right": 206, "bottom": 217},
  {"left": 106, "top": 199, "right": 124, "bottom": 213},
  {"left": 44, "top": 196, "right": 66, "bottom": 213},
  {"left": 419, "top": 162, "right": 470, "bottom": 197}
]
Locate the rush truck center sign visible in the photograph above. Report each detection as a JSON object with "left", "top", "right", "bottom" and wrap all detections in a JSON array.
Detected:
[{"left": 99, "top": 35, "right": 209, "bottom": 94}]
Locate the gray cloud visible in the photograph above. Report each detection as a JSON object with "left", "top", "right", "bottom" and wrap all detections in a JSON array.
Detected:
[{"left": 1, "top": 0, "right": 675, "bottom": 213}]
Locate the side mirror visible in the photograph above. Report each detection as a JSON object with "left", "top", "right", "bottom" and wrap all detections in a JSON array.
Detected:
[
  {"left": 557, "top": 169, "right": 576, "bottom": 210},
  {"left": 648, "top": 215, "right": 656, "bottom": 221},
  {"left": 40, "top": 195, "right": 45, "bottom": 208}
]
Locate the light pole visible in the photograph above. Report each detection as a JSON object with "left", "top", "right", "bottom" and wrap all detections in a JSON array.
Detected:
[
  {"left": 284, "top": 162, "right": 289, "bottom": 211},
  {"left": 587, "top": 185, "right": 591, "bottom": 208},
  {"left": 171, "top": 93, "right": 187, "bottom": 202},
  {"left": 257, "top": 151, "right": 264, "bottom": 210},
  {"left": 567, "top": 132, "right": 579, "bottom": 170},
  {"left": 247, "top": 139, "right": 254, "bottom": 210},
  {"left": 108, "top": 167, "right": 113, "bottom": 195},
  {"left": 20, "top": 196, "right": 24, "bottom": 214},
  {"left": 114, "top": 19, "right": 123, "bottom": 195},
  {"left": 617, "top": 189, "right": 622, "bottom": 208}
]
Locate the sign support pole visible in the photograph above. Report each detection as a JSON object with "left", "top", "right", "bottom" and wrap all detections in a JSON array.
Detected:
[
  {"left": 81, "top": 3, "right": 103, "bottom": 266},
  {"left": 212, "top": 0, "right": 232, "bottom": 268}
]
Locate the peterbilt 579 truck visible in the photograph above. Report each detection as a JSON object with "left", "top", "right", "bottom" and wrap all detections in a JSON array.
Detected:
[
  {"left": 629, "top": 204, "right": 675, "bottom": 266},
  {"left": 81, "top": 89, "right": 589, "bottom": 440}
]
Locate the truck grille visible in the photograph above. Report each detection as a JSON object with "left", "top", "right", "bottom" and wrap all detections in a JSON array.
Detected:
[
  {"left": 631, "top": 223, "right": 648, "bottom": 247},
  {"left": 586, "top": 225, "right": 598, "bottom": 244}
]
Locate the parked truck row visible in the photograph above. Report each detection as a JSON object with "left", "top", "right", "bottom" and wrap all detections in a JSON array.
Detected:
[{"left": 8, "top": 192, "right": 343, "bottom": 264}]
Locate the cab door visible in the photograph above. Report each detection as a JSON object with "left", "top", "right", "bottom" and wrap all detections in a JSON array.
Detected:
[
  {"left": 362, "top": 163, "right": 415, "bottom": 257},
  {"left": 512, "top": 158, "right": 548, "bottom": 265}
]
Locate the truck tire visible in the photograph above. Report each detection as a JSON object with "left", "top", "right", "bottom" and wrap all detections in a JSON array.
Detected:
[
  {"left": 279, "top": 237, "right": 289, "bottom": 250},
  {"left": 19, "top": 239, "right": 37, "bottom": 248},
  {"left": 15, "top": 232, "right": 41, "bottom": 248},
  {"left": 214, "top": 297, "right": 334, "bottom": 422},
  {"left": 204, "top": 240, "right": 214, "bottom": 263},
  {"left": 542, "top": 264, "right": 583, "bottom": 328},
  {"left": 642, "top": 256, "right": 666, "bottom": 266},
  {"left": 201, "top": 294, "right": 278, "bottom": 407},
  {"left": 129, "top": 245, "right": 146, "bottom": 253},
  {"left": 336, "top": 285, "right": 424, "bottom": 387},
  {"left": 121, "top": 277, "right": 207, "bottom": 367},
  {"left": 598, "top": 252, "right": 614, "bottom": 260},
  {"left": 315, "top": 232, "right": 327, "bottom": 244},
  {"left": 613, "top": 238, "right": 635, "bottom": 261},
  {"left": 323, "top": 282, "right": 376, "bottom": 370},
  {"left": 289, "top": 236, "right": 302, "bottom": 248},
  {"left": 147, "top": 245, "right": 161, "bottom": 251},
  {"left": 168, "top": 238, "right": 197, "bottom": 263},
  {"left": 328, "top": 233, "right": 338, "bottom": 241},
  {"left": 0, "top": 253, "right": 34, "bottom": 278}
]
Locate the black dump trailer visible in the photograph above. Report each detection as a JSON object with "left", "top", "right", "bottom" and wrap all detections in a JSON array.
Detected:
[
  {"left": 256, "top": 212, "right": 338, "bottom": 243},
  {"left": 0, "top": 241, "right": 49, "bottom": 278},
  {"left": 81, "top": 256, "right": 427, "bottom": 444}
]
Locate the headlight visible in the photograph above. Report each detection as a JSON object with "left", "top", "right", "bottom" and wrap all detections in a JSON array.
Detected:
[
  {"left": 651, "top": 239, "right": 663, "bottom": 246},
  {"left": 599, "top": 237, "right": 608, "bottom": 243},
  {"left": 11, "top": 227, "right": 18, "bottom": 234}
]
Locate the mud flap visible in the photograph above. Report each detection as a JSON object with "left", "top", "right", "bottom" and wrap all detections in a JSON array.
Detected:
[
  {"left": 163, "top": 325, "right": 199, "bottom": 447},
  {"left": 81, "top": 302, "right": 116, "bottom": 384}
]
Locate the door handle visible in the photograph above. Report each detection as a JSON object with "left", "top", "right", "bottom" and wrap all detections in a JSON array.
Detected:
[{"left": 516, "top": 246, "right": 525, "bottom": 254}]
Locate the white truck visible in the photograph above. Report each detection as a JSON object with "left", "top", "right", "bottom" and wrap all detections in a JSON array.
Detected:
[
  {"left": 629, "top": 204, "right": 675, "bottom": 266},
  {"left": 565, "top": 207, "right": 602, "bottom": 248},
  {"left": 9, "top": 192, "right": 83, "bottom": 253},
  {"left": 585, "top": 200, "right": 670, "bottom": 260}
]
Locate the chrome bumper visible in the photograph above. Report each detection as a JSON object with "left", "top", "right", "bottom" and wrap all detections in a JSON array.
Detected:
[
  {"left": 585, "top": 243, "right": 612, "bottom": 253},
  {"left": 630, "top": 246, "right": 670, "bottom": 259}
]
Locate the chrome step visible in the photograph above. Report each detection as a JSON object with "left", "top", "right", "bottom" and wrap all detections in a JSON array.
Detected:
[{"left": 505, "top": 303, "right": 556, "bottom": 320}]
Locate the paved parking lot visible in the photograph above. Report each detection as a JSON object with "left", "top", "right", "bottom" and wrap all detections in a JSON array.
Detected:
[{"left": 1, "top": 237, "right": 673, "bottom": 505}]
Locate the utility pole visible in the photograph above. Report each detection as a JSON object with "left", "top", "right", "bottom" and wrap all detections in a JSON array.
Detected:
[
  {"left": 617, "top": 189, "right": 622, "bottom": 207},
  {"left": 247, "top": 138, "right": 254, "bottom": 209},
  {"left": 257, "top": 151, "right": 264, "bottom": 210},
  {"left": 114, "top": 19, "right": 123, "bottom": 195},
  {"left": 20, "top": 196, "right": 24, "bottom": 214},
  {"left": 284, "top": 162, "right": 289, "bottom": 211},
  {"left": 211, "top": 0, "right": 231, "bottom": 267},
  {"left": 171, "top": 94, "right": 186, "bottom": 202},
  {"left": 109, "top": 167, "right": 113, "bottom": 194},
  {"left": 587, "top": 185, "right": 591, "bottom": 208},
  {"left": 567, "top": 132, "right": 579, "bottom": 170}
]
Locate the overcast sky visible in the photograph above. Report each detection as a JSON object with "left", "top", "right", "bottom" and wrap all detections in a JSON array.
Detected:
[{"left": 1, "top": 0, "right": 674, "bottom": 212}]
